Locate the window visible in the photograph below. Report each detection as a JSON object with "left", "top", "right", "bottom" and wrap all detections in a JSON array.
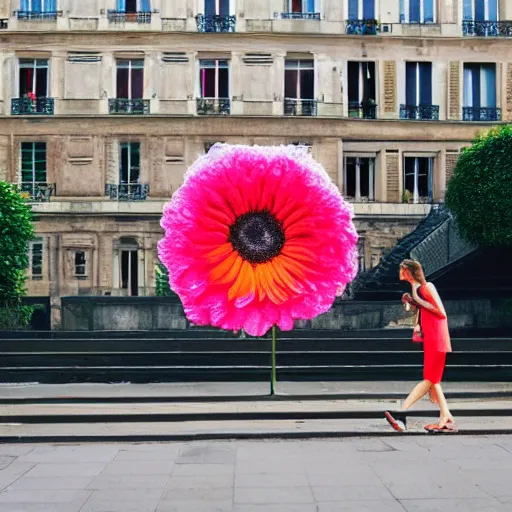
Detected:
[
  {"left": 287, "top": 0, "right": 316, "bottom": 13},
  {"left": 199, "top": 60, "right": 229, "bottom": 99},
  {"left": 74, "top": 251, "right": 87, "bottom": 278},
  {"left": 463, "top": 0, "right": 498, "bottom": 21},
  {"left": 348, "top": 0, "right": 375, "bottom": 20},
  {"left": 344, "top": 157, "right": 375, "bottom": 202},
  {"left": 285, "top": 60, "right": 314, "bottom": 100},
  {"left": 116, "top": 60, "right": 144, "bottom": 100},
  {"left": 21, "top": 142, "right": 47, "bottom": 197},
  {"left": 120, "top": 142, "right": 140, "bottom": 184},
  {"left": 403, "top": 157, "right": 433, "bottom": 203},
  {"left": 19, "top": 59, "right": 48, "bottom": 98},
  {"left": 347, "top": 61, "right": 376, "bottom": 118},
  {"left": 400, "top": 0, "right": 434, "bottom": 23},
  {"left": 116, "top": 0, "right": 151, "bottom": 12},
  {"left": 29, "top": 238, "right": 43, "bottom": 280},
  {"left": 20, "top": 0, "right": 56, "bottom": 12},
  {"left": 463, "top": 63, "right": 498, "bottom": 120},
  {"left": 204, "top": 0, "right": 230, "bottom": 15},
  {"left": 405, "top": 62, "right": 432, "bottom": 106}
]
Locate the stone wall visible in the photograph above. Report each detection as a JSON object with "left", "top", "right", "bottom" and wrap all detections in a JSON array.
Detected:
[{"left": 61, "top": 296, "right": 499, "bottom": 332}]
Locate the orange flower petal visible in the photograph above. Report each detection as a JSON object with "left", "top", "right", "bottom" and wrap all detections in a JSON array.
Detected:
[
  {"left": 253, "top": 265, "right": 267, "bottom": 302},
  {"left": 205, "top": 243, "right": 234, "bottom": 264},
  {"left": 257, "top": 262, "right": 289, "bottom": 305},
  {"left": 228, "top": 260, "right": 256, "bottom": 301},
  {"left": 217, "top": 254, "right": 244, "bottom": 285},
  {"left": 209, "top": 251, "right": 240, "bottom": 282},
  {"left": 271, "top": 256, "right": 303, "bottom": 294}
]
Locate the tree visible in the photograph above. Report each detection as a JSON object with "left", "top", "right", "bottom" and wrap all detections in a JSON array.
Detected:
[
  {"left": 445, "top": 125, "right": 512, "bottom": 247},
  {"left": 0, "top": 182, "right": 35, "bottom": 328}
]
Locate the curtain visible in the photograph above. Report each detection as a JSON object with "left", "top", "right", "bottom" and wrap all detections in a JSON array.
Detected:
[
  {"left": 31, "top": 0, "right": 42, "bottom": 12},
  {"left": 117, "top": 0, "right": 126, "bottom": 12},
  {"left": 481, "top": 65, "right": 496, "bottom": 108},
  {"left": 463, "top": 66, "right": 473, "bottom": 107},
  {"left": 43, "top": 0, "right": 56, "bottom": 12},
  {"left": 363, "top": 0, "right": 374, "bottom": 19},
  {"left": 205, "top": 0, "right": 216, "bottom": 15},
  {"left": 140, "top": 0, "right": 151, "bottom": 12},
  {"left": 475, "top": 0, "right": 485, "bottom": 20},
  {"left": 219, "top": 0, "right": 230, "bottom": 16},
  {"left": 405, "top": 63, "right": 417, "bottom": 106},
  {"left": 306, "top": 0, "right": 315, "bottom": 13},
  {"left": 488, "top": 0, "right": 498, "bottom": 21},
  {"left": 423, "top": 0, "right": 434, "bottom": 22},
  {"left": 20, "top": 0, "right": 29, "bottom": 11},
  {"left": 419, "top": 63, "right": 432, "bottom": 105},
  {"left": 463, "top": 0, "right": 472, "bottom": 19},
  {"left": 409, "top": 0, "right": 420, "bottom": 23},
  {"left": 348, "top": 0, "right": 358, "bottom": 20}
]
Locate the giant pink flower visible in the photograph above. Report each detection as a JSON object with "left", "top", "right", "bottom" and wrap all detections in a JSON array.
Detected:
[{"left": 159, "top": 144, "right": 358, "bottom": 336}]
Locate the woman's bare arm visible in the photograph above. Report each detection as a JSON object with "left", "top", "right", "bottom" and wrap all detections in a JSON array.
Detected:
[{"left": 411, "top": 283, "right": 447, "bottom": 319}]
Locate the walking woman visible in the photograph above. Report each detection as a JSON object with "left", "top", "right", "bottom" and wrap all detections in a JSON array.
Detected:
[{"left": 385, "top": 259, "right": 456, "bottom": 433}]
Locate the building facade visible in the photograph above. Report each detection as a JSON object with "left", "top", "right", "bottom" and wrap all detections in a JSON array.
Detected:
[{"left": 0, "top": 0, "right": 511, "bottom": 324}]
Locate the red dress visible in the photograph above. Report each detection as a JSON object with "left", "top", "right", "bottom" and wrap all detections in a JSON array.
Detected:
[{"left": 418, "top": 284, "right": 451, "bottom": 384}]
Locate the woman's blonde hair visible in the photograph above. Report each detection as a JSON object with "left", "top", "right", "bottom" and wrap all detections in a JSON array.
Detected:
[{"left": 400, "top": 259, "right": 426, "bottom": 283}]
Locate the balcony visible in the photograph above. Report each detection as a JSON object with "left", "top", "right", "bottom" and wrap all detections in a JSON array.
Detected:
[
  {"left": 11, "top": 97, "right": 55, "bottom": 115},
  {"left": 462, "top": 107, "right": 501, "bottom": 122},
  {"left": 109, "top": 98, "right": 150, "bottom": 115},
  {"left": 284, "top": 99, "right": 318, "bottom": 116},
  {"left": 196, "top": 98, "right": 231, "bottom": 115},
  {"left": 0, "top": 19, "right": 8, "bottom": 29},
  {"left": 16, "top": 11, "right": 62, "bottom": 20},
  {"left": 106, "top": 183, "right": 149, "bottom": 201},
  {"left": 345, "top": 19, "right": 379, "bottom": 35},
  {"left": 463, "top": 20, "right": 512, "bottom": 37},
  {"left": 196, "top": 14, "right": 236, "bottom": 33},
  {"left": 280, "top": 12, "right": 321, "bottom": 20},
  {"left": 348, "top": 101, "right": 378, "bottom": 119},
  {"left": 400, "top": 104, "right": 440, "bottom": 121},
  {"left": 20, "top": 183, "right": 55, "bottom": 202},
  {"left": 107, "top": 10, "right": 152, "bottom": 24}
]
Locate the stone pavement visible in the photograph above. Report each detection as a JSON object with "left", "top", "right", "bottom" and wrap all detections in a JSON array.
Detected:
[{"left": 1, "top": 436, "right": 512, "bottom": 512}]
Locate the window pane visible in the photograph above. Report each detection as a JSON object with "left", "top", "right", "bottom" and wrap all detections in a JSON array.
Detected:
[
  {"left": 35, "top": 67, "right": 48, "bottom": 97},
  {"left": 285, "top": 69, "right": 298, "bottom": 98},
  {"left": 463, "top": 0, "right": 472, "bottom": 19},
  {"left": 117, "top": 67, "right": 129, "bottom": 98},
  {"left": 363, "top": 62, "right": 376, "bottom": 101},
  {"left": 481, "top": 64, "right": 496, "bottom": 108},
  {"left": 423, "top": 0, "right": 434, "bottom": 22},
  {"left": 291, "top": 0, "right": 302, "bottom": 12},
  {"left": 21, "top": 143, "right": 34, "bottom": 183},
  {"left": 120, "top": 144, "right": 129, "bottom": 183},
  {"left": 404, "top": 158, "right": 416, "bottom": 194},
  {"left": 126, "top": 0, "right": 137, "bottom": 13},
  {"left": 300, "top": 69, "right": 314, "bottom": 99},
  {"left": 347, "top": 62, "right": 360, "bottom": 103},
  {"left": 31, "top": 0, "right": 42, "bottom": 12},
  {"left": 475, "top": 0, "right": 485, "bottom": 21},
  {"left": 307, "top": 0, "right": 315, "bottom": 13},
  {"left": 219, "top": 0, "right": 230, "bottom": 15},
  {"left": 131, "top": 68, "right": 144, "bottom": 99},
  {"left": 218, "top": 67, "right": 229, "bottom": 98},
  {"left": 201, "top": 68, "right": 216, "bottom": 97},
  {"left": 363, "top": 0, "right": 375, "bottom": 19},
  {"left": 406, "top": 62, "right": 417, "bottom": 105},
  {"left": 75, "top": 252, "right": 86, "bottom": 275},
  {"left": 130, "top": 143, "right": 140, "bottom": 183},
  {"left": 417, "top": 158, "right": 431, "bottom": 198},
  {"left": 360, "top": 159, "right": 370, "bottom": 198},
  {"left": 31, "top": 241, "right": 43, "bottom": 276},
  {"left": 419, "top": 62, "right": 432, "bottom": 105},
  {"left": 205, "top": 0, "right": 216, "bottom": 15},
  {"left": 19, "top": 66, "right": 34, "bottom": 96},
  {"left": 488, "top": 0, "right": 498, "bottom": 21},
  {"left": 348, "top": 0, "right": 358, "bottom": 19},
  {"left": 345, "top": 158, "right": 356, "bottom": 198}
]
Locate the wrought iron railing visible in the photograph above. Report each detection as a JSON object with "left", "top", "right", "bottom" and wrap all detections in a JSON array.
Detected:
[
  {"left": 196, "top": 14, "right": 236, "bottom": 33},
  {"left": 196, "top": 98, "right": 231, "bottom": 115},
  {"left": 462, "top": 107, "right": 501, "bottom": 122},
  {"left": 19, "top": 182, "right": 55, "bottom": 202},
  {"left": 107, "top": 10, "right": 152, "bottom": 24},
  {"left": 284, "top": 99, "right": 318, "bottom": 116},
  {"left": 281, "top": 12, "right": 320, "bottom": 20},
  {"left": 16, "top": 11, "right": 62, "bottom": 20},
  {"left": 0, "top": 19, "right": 8, "bottom": 29},
  {"left": 106, "top": 183, "right": 149, "bottom": 201},
  {"left": 109, "top": 98, "right": 150, "bottom": 115},
  {"left": 400, "top": 104, "right": 440, "bottom": 120},
  {"left": 462, "top": 19, "right": 512, "bottom": 37},
  {"left": 345, "top": 19, "right": 379, "bottom": 35},
  {"left": 11, "top": 97, "right": 55, "bottom": 115},
  {"left": 348, "top": 101, "right": 378, "bottom": 119}
]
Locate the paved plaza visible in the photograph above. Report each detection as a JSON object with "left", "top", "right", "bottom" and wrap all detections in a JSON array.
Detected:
[{"left": 1, "top": 436, "right": 512, "bottom": 512}]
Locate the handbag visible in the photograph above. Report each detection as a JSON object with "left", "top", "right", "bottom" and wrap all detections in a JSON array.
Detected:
[{"left": 412, "top": 329, "right": 424, "bottom": 343}]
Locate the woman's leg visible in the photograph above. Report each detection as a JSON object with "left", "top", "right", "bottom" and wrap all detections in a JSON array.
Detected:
[
  {"left": 433, "top": 384, "right": 454, "bottom": 427},
  {"left": 401, "top": 380, "right": 432, "bottom": 411}
]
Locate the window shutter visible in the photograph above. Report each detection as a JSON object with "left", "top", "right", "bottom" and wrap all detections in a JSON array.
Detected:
[
  {"left": 448, "top": 61, "right": 460, "bottom": 120},
  {"left": 386, "top": 151, "right": 400, "bottom": 203},
  {"left": 383, "top": 61, "right": 397, "bottom": 114}
]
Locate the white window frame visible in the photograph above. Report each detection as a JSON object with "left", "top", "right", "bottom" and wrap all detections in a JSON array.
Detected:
[
  {"left": 18, "top": 59, "right": 49, "bottom": 97},
  {"left": 401, "top": 0, "right": 436, "bottom": 23},
  {"left": 116, "top": 60, "right": 144, "bottom": 100},
  {"left": 29, "top": 237, "right": 44, "bottom": 280},
  {"left": 199, "top": 59, "right": 230, "bottom": 99},
  {"left": 344, "top": 156, "right": 375, "bottom": 202},
  {"left": 463, "top": 0, "right": 499, "bottom": 21},
  {"left": 119, "top": 142, "right": 140, "bottom": 184},
  {"left": 347, "top": 0, "right": 375, "bottom": 19},
  {"left": 286, "top": 0, "right": 317, "bottom": 13},
  {"left": 73, "top": 250, "right": 88, "bottom": 278},
  {"left": 285, "top": 60, "right": 315, "bottom": 100},
  {"left": 403, "top": 156, "right": 433, "bottom": 204}
]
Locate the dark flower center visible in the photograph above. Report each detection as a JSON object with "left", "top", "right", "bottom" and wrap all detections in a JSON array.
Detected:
[{"left": 229, "top": 210, "right": 285, "bottom": 264}]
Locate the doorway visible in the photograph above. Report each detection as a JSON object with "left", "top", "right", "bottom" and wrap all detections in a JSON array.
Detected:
[{"left": 118, "top": 238, "right": 139, "bottom": 296}]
